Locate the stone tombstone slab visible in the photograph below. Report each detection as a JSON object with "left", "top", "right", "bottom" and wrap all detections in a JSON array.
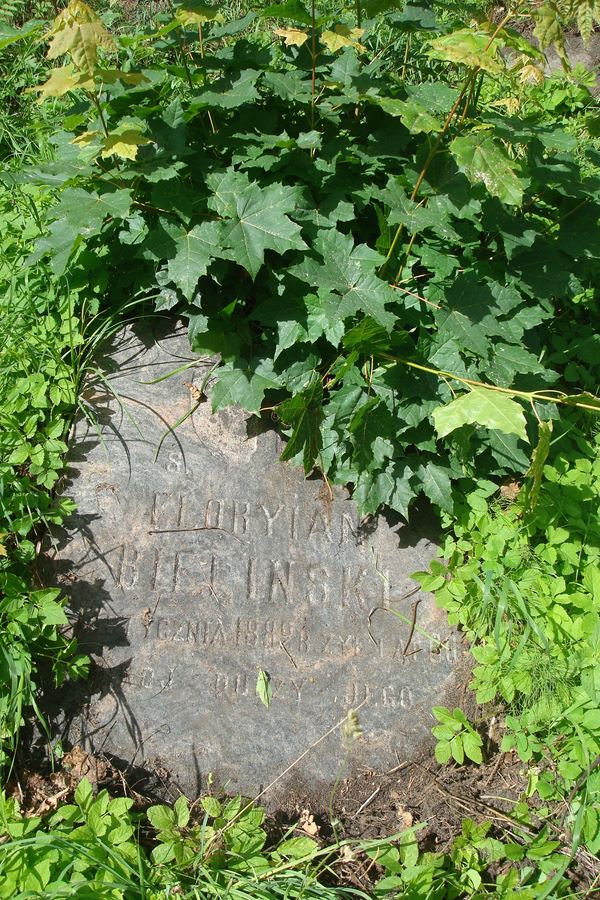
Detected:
[{"left": 52, "top": 323, "right": 460, "bottom": 800}]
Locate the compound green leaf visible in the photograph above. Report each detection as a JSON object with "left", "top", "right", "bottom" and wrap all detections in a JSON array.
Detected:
[
  {"left": 433, "top": 386, "right": 527, "bottom": 440},
  {"left": 462, "top": 731, "right": 483, "bottom": 764},
  {"left": 435, "top": 739, "right": 452, "bottom": 764},
  {"left": 450, "top": 134, "right": 523, "bottom": 206}
]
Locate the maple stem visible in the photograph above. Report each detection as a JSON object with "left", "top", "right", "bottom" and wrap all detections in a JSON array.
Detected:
[
  {"left": 395, "top": 229, "right": 418, "bottom": 283},
  {"left": 311, "top": 0, "right": 317, "bottom": 129},
  {"left": 167, "top": 0, "right": 194, "bottom": 90},
  {"left": 88, "top": 90, "right": 109, "bottom": 139},
  {"left": 355, "top": 0, "right": 362, "bottom": 29},
  {"left": 379, "top": 353, "right": 600, "bottom": 412},
  {"left": 381, "top": 5, "right": 523, "bottom": 277},
  {"left": 380, "top": 82, "right": 468, "bottom": 272},
  {"left": 458, "top": 70, "right": 477, "bottom": 126}
]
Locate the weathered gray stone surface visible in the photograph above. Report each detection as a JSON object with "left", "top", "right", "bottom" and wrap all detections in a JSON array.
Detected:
[{"left": 51, "top": 323, "right": 461, "bottom": 800}]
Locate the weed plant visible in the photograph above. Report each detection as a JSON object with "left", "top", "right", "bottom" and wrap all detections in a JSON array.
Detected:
[{"left": 0, "top": 780, "right": 583, "bottom": 897}]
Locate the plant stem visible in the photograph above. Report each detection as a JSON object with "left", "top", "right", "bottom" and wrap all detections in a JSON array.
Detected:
[
  {"left": 355, "top": 0, "right": 362, "bottom": 30},
  {"left": 380, "top": 82, "right": 469, "bottom": 271},
  {"left": 381, "top": 5, "right": 522, "bottom": 276},
  {"left": 197, "top": 22, "right": 216, "bottom": 134},
  {"left": 167, "top": 0, "right": 194, "bottom": 90},
  {"left": 87, "top": 89, "right": 109, "bottom": 139},
  {"left": 310, "top": 0, "right": 317, "bottom": 129},
  {"left": 379, "top": 353, "right": 600, "bottom": 411}
]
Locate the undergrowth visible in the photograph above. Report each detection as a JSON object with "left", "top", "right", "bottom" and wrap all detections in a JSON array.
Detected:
[
  {"left": 0, "top": 780, "right": 585, "bottom": 897},
  {"left": 0, "top": 0, "right": 599, "bottom": 896}
]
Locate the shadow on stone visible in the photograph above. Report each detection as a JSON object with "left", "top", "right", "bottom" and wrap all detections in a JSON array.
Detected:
[{"left": 42, "top": 323, "right": 463, "bottom": 806}]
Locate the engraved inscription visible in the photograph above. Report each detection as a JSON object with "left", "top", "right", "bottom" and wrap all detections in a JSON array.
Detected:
[
  {"left": 149, "top": 491, "right": 361, "bottom": 544},
  {"left": 115, "top": 542, "right": 395, "bottom": 612},
  {"left": 58, "top": 326, "right": 457, "bottom": 796}
]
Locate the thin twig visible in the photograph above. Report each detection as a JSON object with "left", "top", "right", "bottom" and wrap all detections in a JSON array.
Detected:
[
  {"left": 352, "top": 786, "right": 381, "bottom": 818},
  {"left": 402, "top": 598, "right": 423, "bottom": 656}
]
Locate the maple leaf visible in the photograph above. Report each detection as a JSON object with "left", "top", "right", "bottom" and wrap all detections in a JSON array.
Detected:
[
  {"left": 32, "top": 64, "right": 87, "bottom": 101},
  {"left": 291, "top": 229, "right": 397, "bottom": 331},
  {"left": 427, "top": 29, "right": 503, "bottom": 74},
  {"left": 417, "top": 461, "right": 454, "bottom": 512},
  {"left": 451, "top": 134, "right": 524, "bottom": 206},
  {"left": 321, "top": 25, "right": 366, "bottom": 53},
  {"left": 46, "top": 0, "right": 115, "bottom": 75},
  {"left": 207, "top": 170, "right": 306, "bottom": 279},
  {"left": 212, "top": 359, "right": 281, "bottom": 414},
  {"left": 433, "top": 386, "right": 528, "bottom": 441},
  {"left": 175, "top": 2, "right": 221, "bottom": 26},
  {"left": 167, "top": 222, "right": 227, "bottom": 300},
  {"left": 51, "top": 187, "right": 132, "bottom": 230},
  {"left": 274, "top": 27, "right": 310, "bottom": 47},
  {"left": 279, "top": 380, "right": 324, "bottom": 471},
  {"left": 71, "top": 130, "right": 99, "bottom": 147},
  {"left": 100, "top": 128, "right": 153, "bottom": 161}
]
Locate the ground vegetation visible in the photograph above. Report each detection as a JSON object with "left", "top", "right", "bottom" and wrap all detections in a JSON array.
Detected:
[{"left": 0, "top": 0, "right": 599, "bottom": 895}]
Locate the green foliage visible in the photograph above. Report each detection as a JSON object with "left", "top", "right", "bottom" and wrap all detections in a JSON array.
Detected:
[
  {"left": 256, "top": 667, "right": 273, "bottom": 707},
  {"left": 1, "top": 1, "right": 599, "bottom": 894},
  {"left": 425, "top": 423, "right": 600, "bottom": 852},
  {"left": 16, "top": 0, "right": 599, "bottom": 523},
  {"left": 0, "top": 577, "right": 88, "bottom": 769},
  {"left": 371, "top": 817, "right": 572, "bottom": 897},
  {"left": 431, "top": 706, "right": 484, "bottom": 765},
  {"left": 0, "top": 782, "right": 374, "bottom": 898},
  {"left": 0, "top": 184, "right": 89, "bottom": 767},
  {"left": 0, "top": 782, "right": 580, "bottom": 898}
]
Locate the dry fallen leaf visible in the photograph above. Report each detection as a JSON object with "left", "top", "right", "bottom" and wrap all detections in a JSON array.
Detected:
[
  {"left": 500, "top": 478, "right": 520, "bottom": 501},
  {"left": 298, "top": 808, "right": 319, "bottom": 836},
  {"left": 396, "top": 806, "right": 414, "bottom": 828},
  {"left": 184, "top": 380, "right": 203, "bottom": 402},
  {"left": 63, "top": 745, "right": 109, "bottom": 786}
]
